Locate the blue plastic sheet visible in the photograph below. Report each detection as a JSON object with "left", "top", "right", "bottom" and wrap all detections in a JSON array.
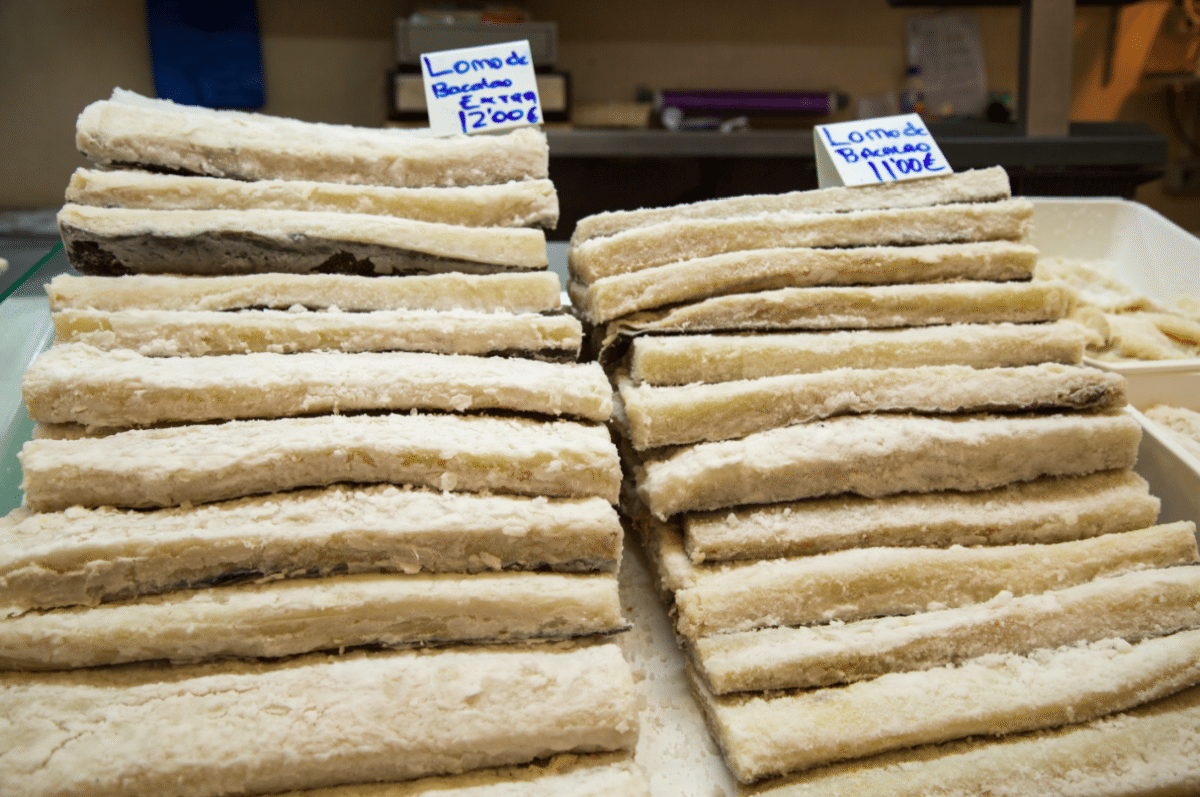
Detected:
[{"left": 146, "top": 0, "right": 265, "bottom": 109}]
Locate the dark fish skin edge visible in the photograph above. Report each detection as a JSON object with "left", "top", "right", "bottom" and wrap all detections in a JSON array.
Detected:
[{"left": 60, "top": 226, "right": 535, "bottom": 278}]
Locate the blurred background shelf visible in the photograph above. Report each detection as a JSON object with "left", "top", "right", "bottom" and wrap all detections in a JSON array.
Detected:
[{"left": 546, "top": 119, "right": 1166, "bottom": 238}]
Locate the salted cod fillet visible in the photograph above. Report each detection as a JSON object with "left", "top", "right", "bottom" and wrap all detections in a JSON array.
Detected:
[
  {"left": 615, "top": 363, "right": 1125, "bottom": 449},
  {"left": 52, "top": 306, "right": 582, "bottom": 360},
  {"left": 626, "top": 321, "right": 1085, "bottom": 386},
  {"left": 0, "top": 571, "right": 627, "bottom": 669},
  {"left": 46, "top": 271, "right": 563, "bottom": 314},
  {"left": 596, "top": 280, "right": 1074, "bottom": 365},
  {"left": 66, "top": 167, "right": 559, "bottom": 228},
  {"left": 568, "top": 198, "right": 1033, "bottom": 283},
  {"left": 23, "top": 345, "right": 613, "bottom": 429},
  {"left": 692, "top": 565, "right": 1200, "bottom": 693},
  {"left": 690, "top": 629, "right": 1200, "bottom": 783},
  {"left": 636, "top": 411, "right": 1142, "bottom": 518},
  {"left": 570, "top": 166, "right": 1011, "bottom": 244},
  {"left": 569, "top": 240, "right": 1037, "bottom": 325},
  {"left": 19, "top": 413, "right": 621, "bottom": 512},
  {"left": 75, "top": 88, "right": 549, "bottom": 187},
  {"left": 0, "top": 485, "right": 621, "bottom": 614},
  {"left": 643, "top": 519, "right": 1198, "bottom": 635},
  {"left": 58, "top": 204, "right": 548, "bottom": 277},
  {"left": 269, "top": 753, "right": 650, "bottom": 797},
  {"left": 0, "top": 643, "right": 638, "bottom": 797},
  {"left": 681, "top": 469, "right": 1159, "bottom": 562},
  {"left": 745, "top": 684, "right": 1200, "bottom": 797}
]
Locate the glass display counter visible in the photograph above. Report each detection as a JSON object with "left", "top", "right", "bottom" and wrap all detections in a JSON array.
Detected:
[{"left": 1, "top": 242, "right": 68, "bottom": 513}]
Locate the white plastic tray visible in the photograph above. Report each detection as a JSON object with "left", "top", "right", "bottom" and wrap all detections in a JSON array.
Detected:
[
  {"left": 1029, "top": 197, "right": 1200, "bottom": 376},
  {"left": 1026, "top": 198, "right": 1200, "bottom": 528},
  {"left": 1130, "top": 408, "right": 1200, "bottom": 530},
  {"left": 1123, "top": 371, "right": 1200, "bottom": 529}
]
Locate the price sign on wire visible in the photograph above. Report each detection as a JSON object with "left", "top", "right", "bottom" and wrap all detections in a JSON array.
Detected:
[
  {"left": 814, "top": 113, "right": 952, "bottom": 188},
  {"left": 420, "top": 40, "right": 542, "bottom": 136}
]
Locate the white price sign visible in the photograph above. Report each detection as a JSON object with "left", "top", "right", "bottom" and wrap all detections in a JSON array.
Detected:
[
  {"left": 814, "top": 113, "right": 952, "bottom": 188},
  {"left": 420, "top": 40, "right": 542, "bottom": 136}
]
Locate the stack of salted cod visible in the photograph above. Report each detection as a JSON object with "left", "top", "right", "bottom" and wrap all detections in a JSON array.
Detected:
[
  {"left": 0, "top": 89, "right": 649, "bottom": 797},
  {"left": 568, "top": 167, "right": 1200, "bottom": 795}
]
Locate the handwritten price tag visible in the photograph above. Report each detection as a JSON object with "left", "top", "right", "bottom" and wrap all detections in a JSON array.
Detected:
[
  {"left": 420, "top": 40, "right": 542, "bottom": 136},
  {"left": 814, "top": 113, "right": 952, "bottom": 188}
]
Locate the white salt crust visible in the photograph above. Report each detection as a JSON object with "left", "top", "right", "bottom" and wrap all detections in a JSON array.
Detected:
[
  {"left": 0, "top": 643, "right": 639, "bottom": 796},
  {"left": 22, "top": 345, "right": 613, "bottom": 428},
  {"left": 269, "top": 753, "right": 650, "bottom": 797},
  {"left": 0, "top": 485, "right": 622, "bottom": 614},
  {"left": 568, "top": 198, "right": 1034, "bottom": 283},
  {"left": 51, "top": 306, "right": 582, "bottom": 360},
  {"left": 19, "top": 413, "right": 621, "bottom": 511},
  {"left": 570, "top": 240, "right": 1037, "bottom": 325},
  {"left": 656, "top": 521, "right": 1199, "bottom": 636},
  {"left": 570, "top": 166, "right": 1011, "bottom": 244},
  {"left": 66, "top": 168, "right": 560, "bottom": 229},
  {"left": 626, "top": 321, "right": 1086, "bottom": 386},
  {"left": 748, "top": 683, "right": 1200, "bottom": 796},
  {"left": 692, "top": 629, "right": 1200, "bottom": 783},
  {"left": 47, "top": 271, "right": 563, "bottom": 314},
  {"left": 595, "top": 280, "right": 1074, "bottom": 364},
  {"left": 615, "top": 363, "right": 1125, "bottom": 449},
  {"left": 76, "top": 88, "right": 549, "bottom": 187},
  {"left": 636, "top": 411, "right": 1142, "bottom": 519},
  {"left": 692, "top": 565, "right": 1200, "bottom": 693},
  {"left": 682, "top": 469, "right": 1160, "bottom": 562},
  {"left": 0, "top": 570, "right": 627, "bottom": 669}
]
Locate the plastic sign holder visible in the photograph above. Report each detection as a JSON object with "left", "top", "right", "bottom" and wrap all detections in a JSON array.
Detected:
[
  {"left": 420, "top": 40, "right": 543, "bottom": 136},
  {"left": 814, "top": 113, "right": 952, "bottom": 188}
]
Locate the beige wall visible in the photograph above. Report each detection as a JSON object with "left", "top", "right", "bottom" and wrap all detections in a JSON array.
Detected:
[
  {"left": 2, "top": 0, "right": 155, "bottom": 209},
  {"left": 0, "top": 0, "right": 404, "bottom": 209},
  {"left": 2, "top": 0, "right": 1198, "bottom": 229},
  {"left": 543, "top": 1, "right": 1022, "bottom": 109}
]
